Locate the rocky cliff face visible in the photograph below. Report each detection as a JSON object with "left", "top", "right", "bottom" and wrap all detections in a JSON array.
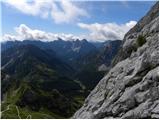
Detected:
[{"left": 73, "top": 2, "right": 159, "bottom": 119}]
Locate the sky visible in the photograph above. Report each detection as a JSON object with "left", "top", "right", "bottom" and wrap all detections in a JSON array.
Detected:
[{"left": 1, "top": 0, "right": 157, "bottom": 42}]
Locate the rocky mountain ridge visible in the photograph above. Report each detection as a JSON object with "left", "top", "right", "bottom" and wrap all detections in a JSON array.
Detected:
[
  {"left": 73, "top": 2, "right": 159, "bottom": 119},
  {"left": 1, "top": 37, "right": 121, "bottom": 118},
  {"left": 1, "top": 39, "right": 121, "bottom": 69}
]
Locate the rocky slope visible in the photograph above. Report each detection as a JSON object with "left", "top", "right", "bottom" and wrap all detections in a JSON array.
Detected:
[{"left": 73, "top": 2, "right": 159, "bottom": 119}]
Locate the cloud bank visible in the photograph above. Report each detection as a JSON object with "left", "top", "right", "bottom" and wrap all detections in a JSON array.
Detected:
[
  {"left": 2, "top": 21, "right": 137, "bottom": 42},
  {"left": 3, "top": 24, "right": 81, "bottom": 42},
  {"left": 77, "top": 21, "right": 137, "bottom": 41},
  {"left": 3, "top": 0, "right": 88, "bottom": 23}
]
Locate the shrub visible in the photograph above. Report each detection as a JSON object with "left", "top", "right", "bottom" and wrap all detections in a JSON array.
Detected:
[
  {"left": 137, "top": 35, "right": 146, "bottom": 47},
  {"left": 126, "top": 44, "right": 138, "bottom": 56}
]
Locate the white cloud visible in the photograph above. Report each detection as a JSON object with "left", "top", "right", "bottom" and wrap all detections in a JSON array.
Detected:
[
  {"left": 2, "top": 21, "right": 137, "bottom": 42},
  {"left": 77, "top": 21, "right": 137, "bottom": 41},
  {"left": 2, "top": 24, "right": 82, "bottom": 42},
  {"left": 3, "top": 0, "right": 88, "bottom": 23},
  {"left": 3, "top": 34, "right": 18, "bottom": 41},
  {"left": 3, "top": 0, "right": 51, "bottom": 18},
  {"left": 51, "top": 1, "right": 88, "bottom": 24}
]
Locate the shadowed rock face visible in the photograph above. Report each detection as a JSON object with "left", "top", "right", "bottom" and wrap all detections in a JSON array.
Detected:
[{"left": 73, "top": 2, "right": 159, "bottom": 119}]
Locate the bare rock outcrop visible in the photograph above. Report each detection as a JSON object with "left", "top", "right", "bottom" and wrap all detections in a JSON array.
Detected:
[{"left": 73, "top": 2, "right": 159, "bottom": 119}]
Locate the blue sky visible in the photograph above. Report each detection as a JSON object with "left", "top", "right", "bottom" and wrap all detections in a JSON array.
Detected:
[{"left": 1, "top": 0, "right": 157, "bottom": 42}]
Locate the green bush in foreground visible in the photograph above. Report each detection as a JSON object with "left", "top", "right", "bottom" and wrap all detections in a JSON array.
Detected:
[{"left": 137, "top": 35, "right": 146, "bottom": 47}]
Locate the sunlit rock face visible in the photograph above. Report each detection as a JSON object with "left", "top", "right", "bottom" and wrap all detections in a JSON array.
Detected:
[{"left": 73, "top": 2, "right": 159, "bottom": 119}]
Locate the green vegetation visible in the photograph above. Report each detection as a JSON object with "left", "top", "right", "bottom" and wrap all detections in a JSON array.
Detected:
[
  {"left": 2, "top": 65, "right": 82, "bottom": 119},
  {"left": 73, "top": 95, "right": 85, "bottom": 105},
  {"left": 1, "top": 44, "right": 106, "bottom": 119},
  {"left": 137, "top": 35, "right": 146, "bottom": 47},
  {"left": 2, "top": 71, "right": 82, "bottom": 119},
  {"left": 1, "top": 104, "right": 62, "bottom": 119},
  {"left": 127, "top": 35, "right": 146, "bottom": 56},
  {"left": 1, "top": 105, "right": 19, "bottom": 119},
  {"left": 127, "top": 45, "right": 138, "bottom": 55},
  {"left": 75, "top": 66, "right": 105, "bottom": 91},
  {"left": 1, "top": 80, "right": 81, "bottom": 119}
]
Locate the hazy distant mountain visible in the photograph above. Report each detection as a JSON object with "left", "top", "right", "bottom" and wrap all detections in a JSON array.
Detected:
[
  {"left": 73, "top": 40, "right": 122, "bottom": 91},
  {"left": 75, "top": 40, "right": 122, "bottom": 71},
  {"left": 1, "top": 39, "right": 97, "bottom": 64},
  {"left": 96, "top": 40, "right": 122, "bottom": 66},
  {"left": 2, "top": 44, "right": 74, "bottom": 77},
  {"left": 50, "top": 39, "right": 98, "bottom": 63}
]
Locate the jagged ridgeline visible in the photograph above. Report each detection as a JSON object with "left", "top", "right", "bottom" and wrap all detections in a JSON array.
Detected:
[
  {"left": 1, "top": 35, "right": 121, "bottom": 118},
  {"left": 73, "top": 2, "right": 159, "bottom": 119}
]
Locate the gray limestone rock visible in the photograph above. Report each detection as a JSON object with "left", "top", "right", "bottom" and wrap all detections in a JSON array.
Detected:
[{"left": 73, "top": 2, "right": 159, "bottom": 119}]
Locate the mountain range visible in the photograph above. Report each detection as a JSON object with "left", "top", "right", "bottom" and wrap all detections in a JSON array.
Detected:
[
  {"left": 1, "top": 2, "right": 159, "bottom": 119},
  {"left": 1, "top": 38, "right": 122, "bottom": 118}
]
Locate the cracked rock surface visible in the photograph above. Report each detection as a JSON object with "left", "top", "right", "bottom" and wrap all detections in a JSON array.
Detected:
[{"left": 73, "top": 2, "right": 159, "bottom": 119}]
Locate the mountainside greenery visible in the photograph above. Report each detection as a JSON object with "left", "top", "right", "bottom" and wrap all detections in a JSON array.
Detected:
[
  {"left": 1, "top": 40, "right": 121, "bottom": 118},
  {"left": 1, "top": 45, "right": 83, "bottom": 118}
]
